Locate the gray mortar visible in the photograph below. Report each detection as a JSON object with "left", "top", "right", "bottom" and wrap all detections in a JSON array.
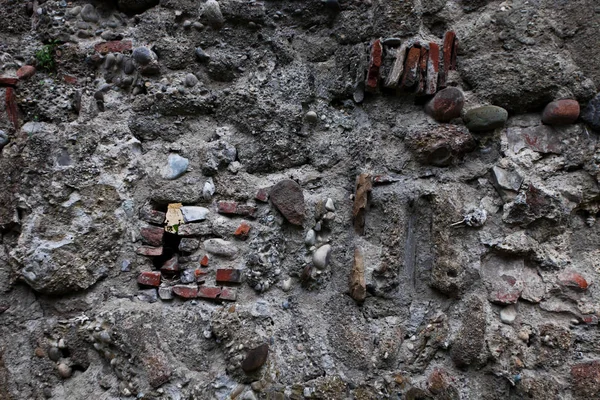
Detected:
[{"left": 1, "top": 0, "right": 600, "bottom": 399}]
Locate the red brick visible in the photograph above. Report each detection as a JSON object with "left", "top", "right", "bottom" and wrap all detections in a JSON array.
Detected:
[
  {"left": 0, "top": 77, "right": 18, "bottom": 86},
  {"left": 234, "top": 222, "right": 251, "bottom": 240},
  {"left": 173, "top": 284, "right": 198, "bottom": 299},
  {"left": 63, "top": 75, "right": 77, "bottom": 84},
  {"left": 140, "top": 226, "right": 164, "bottom": 246},
  {"left": 16, "top": 65, "right": 35, "bottom": 80},
  {"left": 219, "top": 287, "right": 237, "bottom": 301},
  {"left": 161, "top": 255, "right": 179, "bottom": 272},
  {"left": 255, "top": 188, "right": 269, "bottom": 202},
  {"left": 138, "top": 271, "right": 161, "bottom": 287},
  {"left": 6, "top": 87, "right": 18, "bottom": 130},
  {"left": 559, "top": 271, "right": 589, "bottom": 292},
  {"left": 136, "top": 246, "right": 163, "bottom": 256},
  {"left": 426, "top": 42, "right": 440, "bottom": 95},
  {"left": 216, "top": 269, "right": 243, "bottom": 284},
  {"left": 439, "top": 31, "right": 456, "bottom": 89},
  {"left": 200, "top": 255, "right": 210, "bottom": 267},
  {"left": 217, "top": 201, "right": 257, "bottom": 217},
  {"left": 94, "top": 40, "right": 132, "bottom": 54},
  {"left": 400, "top": 46, "right": 421, "bottom": 90},
  {"left": 365, "top": 39, "right": 383, "bottom": 92},
  {"left": 197, "top": 286, "right": 221, "bottom": 299}
]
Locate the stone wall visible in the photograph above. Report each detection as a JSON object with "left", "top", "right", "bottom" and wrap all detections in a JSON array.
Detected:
[{"left": 1, "top": 0, "right": 600, "bottom": 399}]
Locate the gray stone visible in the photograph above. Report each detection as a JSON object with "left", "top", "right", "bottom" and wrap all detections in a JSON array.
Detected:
[
  {"left": 81, "top": 4, "right": 99, "bottom": 22},
  {"left": 305, "top": 229, "right": 316, "bottom": 246},
  {"left": 180, "top": 206, "right": 209, "bottom": 223},
  {"left": 490, "top": 166, "right": 523, "bottom": 192},
  {"left": 137, "top": 288, "right": 158, "bottom": 303},
  {"left": 133, "top": 47, "right": 154, "bottom": 66},
  {"left": 57, "top": 363, "right": 72, "bottom": 379},
  {"left": 179, "top": 238, "right": 200, "bottom": 253},
  {"left": 195, "top": 47, "right": 210, "bottom": 62},
  {"left": 500, "top": 305, "right": 517, "bottom": 324},
  {"left": 158, "top": 286, "right": 173, "bottom": 300},
  {"left": 48, "top": 347, "right": 61, "bottom": 362},
  {"left": 305, "top": 111, "right": 318, "bottom": 123},
  {"left": 463, "top": 106, "right": 508, "bottom": 132},
  {"left": 0, "top": 130, "right": 8, "bottom": 148},
  {"left": 325, "top": 198, "right": 335, "bottom": 212},
  {"left": 180, "top": 268, "right": 197, "bottom": 283},
  {"left": 204, "top": 239, "right": 238, "bottom": 259},
  {"left": 203, "top": 0, "right": 225, "bottom": 29},
  {"left": 184, "top": 73, "right": 198, "bottom": 87},
  {"left": 313, "top": 244, "right": 331, "bottom": 270},
  {"left": 162, "top": 154, "right": 189, "bottom": 180},
  {"left": 123, "top": 59, "right": 135, "bottom": 74},
  {"left": 203, "top": 178, "right": 215, "bottom": 200},
  {"left": 582, "top": 92, "right": 600, "bottom": 131}
]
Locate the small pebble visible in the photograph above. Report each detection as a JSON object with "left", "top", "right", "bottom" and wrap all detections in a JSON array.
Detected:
[
  {"left": 80, "top": 3, "right": 99, "bottom": 22},
  {"left": 500, "top": 305, "right": 517, "bottom": 324},
  {"left": 195, "top": 47, "right": 210, "bottom": 62},
  {"left": 132, "top": 47, "right": 154, "bottom": 66},
  {"left": 313, "top": 244, "right": 332, "bottom": 270},
  {"left": 57, "top": 363, "right": 72, "bottom": 379},
  {"left": 48, "top": 347, "right": 61, "bottom": 362},
  {"left": 0, "top": 130, "right": 9, "bottom": 148},
  {"left": 184, "top": 73, "right": 198, "bottom": 87},
  {"left": 162, "top": 154, "right": 189, "bottom": 180},
  {"left": 305, "top": 111, "right": 318, "bottom": 123},
  {"left": 325, "top": 198, "right": 335, "bottom": 211},
  {"left": 304, "top": 229, "right": 316, "bottom": 246},
  {"left": 203, "top": 0, "right": 225, "bottom": 29}
]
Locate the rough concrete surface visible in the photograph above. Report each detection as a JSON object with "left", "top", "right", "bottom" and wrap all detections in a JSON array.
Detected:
[{"left": 1, "top": 0, "right": 600, "bottom": 399}]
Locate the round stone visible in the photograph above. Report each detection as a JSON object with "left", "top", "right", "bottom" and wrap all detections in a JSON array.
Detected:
[
  {"left": 203, "top": 0, "right": 225, "bottom": 29},
  {"left": 305, "top": 111, "right": 318, "bottom": 123},
  {"left": 132, "top": 47, "right": 153, "bottom": 66},
  {"left": 542, "top": 99, "right": 580, "bottom": 125},
  {"left": 57, "top": 363, "right": 72, "bottom": 379},
  {"left": 463, "top": 105, "right": 508, "bottom": 132},
  {"left": 123, "top": 59, "right": 135, "bottom": 74},
  {"left": 304, "top": 229, "right": 316, "bottom": 246},
  {"left": 313, "top": 244, "right": 332, "bottom": 270},
  {"left": 81, "top": 4, "right": 99, "bottom": 22},
  {"left": 500, "top": 305, "right": 517, "bottom": 324},
  {"left": 184, "top": 73, "right": 198, "bottom": 87},
  {"left": 241, "top": 343, "right": 269, "bottom": 373},
  {"left": 425, "top": 87, "right": 465, "bottom": 122},
  {"left": 48, "top": 347, "right": 61, "bottom": 362}
]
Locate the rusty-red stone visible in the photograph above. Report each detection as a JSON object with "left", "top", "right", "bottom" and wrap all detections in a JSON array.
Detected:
[
  {"left": 542, "top": 99, "right": 580, "bottom": 125},
  {"left": 173, "top": 285, "right": 198, "bottom": 299},
  {"left": 161, "top": 255, "right": 179, "bottom": 272},
  {"left": 200, "top": 255, "right": 209, "bottom": 267},
  {"left": 138, "top": 271, "right": 161, "bottom": 287},
  {"left": 559, "top": 271, "right": 589, "bottom": 292},
  {"left": 136, "top": 246, "right": 163, "bottom": 257},
  {"left": 0, "top": 77, "right": 18, "bottom": 86},
  {"left": 6, "top": 87, "right": 18, "bottom": 130},
  {"left": 400, "top": 46, "right": 421, "bottom": 90},
  {"left": 140, "top": 226, "right": 164, "bottom": 246},
  {"left": 255, "top": 188, "right": 269, "bottom": 202},
  {"left": 197, "top": 286, "right": 221, "bottom": 299},
  {"left": 16, "top": 65, "right": 35, "bottom": 80},
  {"left": 234, "top": 222, "right": 251, "bottom": 239},
  {"left": 219, "top": 287, "right": 237, "bottom": 301},
  {"left": 216, "top": 269, "right": 243, "bottom": 284},
  {"left": 365, "top": 39, "right": 383, "bottom": 92},
  {"left": 94, "top": 40, "right": 132, "bottom": 54},
  {"left": 426, "top": 42, "right": 440, "bottom": 95}
]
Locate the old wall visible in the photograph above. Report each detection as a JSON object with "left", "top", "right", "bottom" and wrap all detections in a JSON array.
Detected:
[{"left": 1, "top": 0, "right": 600, "bottom": 399}]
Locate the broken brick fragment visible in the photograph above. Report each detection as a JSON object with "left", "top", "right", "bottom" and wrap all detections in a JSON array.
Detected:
[
  {"left": 349, "top": 247, "right": 366, "bottom": 303},
  {"left": 439, "top": 31, "right": 456, "bottom": 88},
  {"left": 559, "top": 271, "right": 589, "bottom": 292},
  {"left": 194, "top": 269, "right": 208, "bottom": 283},
  {"left": 63, "top": 75, "right": 78, "bottom": 84},
  {"left": 217, "top": 201, "right": 257, "bottom": 217},
  {"left": 365, "top": 39, "right": 383, "bottom": 92},
  {"left": 234, "top": 221, "right": 251, "bottom": 239},
  {"left": 173, "top": 285, "right": 198, "bottom": 299},
  {"left": 140, "top": 226, "right": 164, "bottom": 246},
  {"left": 416, "top": 46, "right": 429, "bottom": 95},
  {"left": 161, "top": 255, "right": 179, "bottom": 272},
  {"left": 6, "top": 87, "right": 18, "bottom": 130},
  {"left": 384, "top": 41, "right": 410, "bottom": 88},
  {"left": 426, "top": 42, "right": 440, "bottom": 95},
  {"left": 138, "top": 271, "right": 161, "bottom": 287},
  {"left": 216, "top": 269, "right": 243, "bottom": 284},
  {"left": 197, "top": 286, "right": 221, "bottom": 299},
  {"left": 16, "top": 65, "right": 35, "bottom": 80},
  {"left": 0, "top": 77, "right": 18, "bottom": 86},
  {"left": 399, "top": 46, "right": 421, "bottom": 90},
  {"left": 200, "top": 255, "right": 210, "bottom": 267},
  {"left": 255, "top": 188, "right": 269, "bottom": 202},
  {"left": 94, "top": 40, "right": 132, "bottom": 54},
  {"left": 136, "top": 246, "right": 163, "bottom": 257},
  {"left": 219, "top": 287, "right": 237, "bottom": 301}
]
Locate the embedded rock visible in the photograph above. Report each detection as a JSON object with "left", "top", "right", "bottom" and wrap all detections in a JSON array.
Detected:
[
  {"left": 581, "top": 92, "right": 600, "bottom": 131},
  {"left": 425, "top": 87, "right": 465, "bottom": 122},
  {"left": 269, "top": 180, "right": 305, "bottom": 226},
  {"left": 542, "top": 99, "right": 580, "bottom": 125},
  {"left": 463, "top": 106, "right": 508, "bottom": 131},
  {"left": 241, "top": 344, "right": 269, "bottom": 373},
  {"left": 203, "top": 239, "right": 238, "bottom": 259},
  {"left": 450, "top": 296, "right": 487, "bottom": 368}
]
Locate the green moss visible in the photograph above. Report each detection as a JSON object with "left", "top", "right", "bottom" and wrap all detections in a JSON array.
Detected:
[{"left": 35, "top": 42, "right": 57, "bottom": 71}]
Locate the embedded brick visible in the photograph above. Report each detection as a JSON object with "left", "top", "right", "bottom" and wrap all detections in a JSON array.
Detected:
[
  {"left": 138, "top": 271, "right": 161, "bottom": 287},
  {"left": 6, "top": 87, "right": 18, "bottom": 130},
  {"left": 426, "top": 42, "right": 440, "bottom": 95},
  {"left": 384, "top": 41, "right": 410, "bottom": 88},
  {"left": 559, "top": 271, "right": 589, "bottom": 292},
  {"left": 16, "top": 65, "right": 35, "bottom": 80},
  {"left": 216, "top": 269, "right": 243, "bottom": 284},
  {"left": 139, "top": 207, "right": 166, "bottom": 225},
  {"left": 161, "top": 255, "right": 179, "bottom": 272},
  {"left": 217, "top": 201, "right": 257, "bottom": 217},
  {"left": 136, "top": 246, "right": 163, "bottom": 256},
  {"left": 255, "top": 188, "right": 269, "bottom": 202},
  {"left": 365, "top": 39, "right": 383, "bottom": 92},
  {"left": 416, "top": 46, "right": 429, "bottom": 95},
  {"left": 439, "top": 31, "right": 456, "bottom": 88},
  {"left": 399, "top": 46, "right": 421, "bottom": 90},
  {"left": 173, "top": 284, "right": 198, "bottom": 299},
  {"left": 197, "top": 286, "right": 221, "bottom": 299},
  {"left": 0, "top": 77, "right": 18, "bottom": 86},
  {"left": 140, "top": 226, "right": 164, "bottom": 246},
  {"left": 200, "top": 255, "right": 210, "bottom": 267}
]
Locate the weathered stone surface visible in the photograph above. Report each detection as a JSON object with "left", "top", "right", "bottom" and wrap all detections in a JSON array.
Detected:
[
  {"left": 353, "top": 173, "right": 372, "bottom": 235},
  {"left": 269, "top": 180, "right": 305, "bottom": 225},
  {"left": 490, "top": 166, "right": 523, "bottom": 193},
  {"left": 504, "top": 125, "right": 563, "bottom": 154},
  {"left": 450, "top": 296, "right": 487, "bottom": 368},
  {"left": 139, "top": 207, "right": 166, "bottom": 225},
  {"left": 204, "top": 239, "right": 238, "bottom": 258},
  {"left": 202, "top": 0, "right": 225, "bottom": 29},
  {"left": 136, "top": 246, "right": 163, "bottom": 257},
  {"left": 572, "top": 361, "right": 600, "bottom": 399},
  {"left": 177, "top": 223, "right": 212, "bottom": 237},
  {"left": 138, "top": 271, "right": 161, "bottom": 287},
  {"left": 405, "top": 125, "right": 476, "bottom": 167},
  {"left": 162, "top": 154, "right": 189, "bottom": 180},
  {"left": 425, "top": 87, "right": 465, "bottom": 122},
  {"left": 365, "top": 39, "right": 383, "bottom": 92},
  {"left": 464, "top": 106, "right": 508, "bottom": 131},
  {"left": 241, "top": 344, "right": 269, "bottom": 373},
  {"left": 349, "top": 247, "right": 366, "bottom": 302},
  {"left": 503, "top": 185, "right": 564, "bottom": 227},
  {"left": 179, "top": 238, "right": 200, "bottom": 253},
  {"left": 542, "top": 99, "right": 580, "bottom": 125}
]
